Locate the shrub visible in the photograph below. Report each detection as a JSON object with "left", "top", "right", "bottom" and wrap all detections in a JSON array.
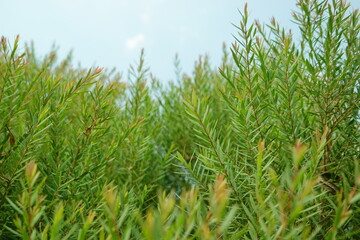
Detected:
[{"left": 0, "top": 0, "right": 359, "bottom": 239}]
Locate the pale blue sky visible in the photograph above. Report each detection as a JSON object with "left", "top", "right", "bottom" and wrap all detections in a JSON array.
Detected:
[{"left": 1, "top": 0, "right": 359, "bottom": 82}]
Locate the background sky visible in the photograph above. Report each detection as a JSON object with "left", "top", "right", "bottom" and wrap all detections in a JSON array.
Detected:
[{"left": 1, "top": 0, "right": 359, "bottom": 83}]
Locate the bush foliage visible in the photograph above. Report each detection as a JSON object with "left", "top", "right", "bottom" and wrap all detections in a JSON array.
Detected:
[{"left": 1, "top": 0, "right": 359, "bottom": 239}]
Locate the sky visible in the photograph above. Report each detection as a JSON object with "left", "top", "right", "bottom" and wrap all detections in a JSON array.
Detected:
[{"left": 1, "top": 0, "right": 360, "bottom": 83}]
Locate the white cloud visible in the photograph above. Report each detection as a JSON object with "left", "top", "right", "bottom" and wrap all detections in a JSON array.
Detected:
[{"left": 125, "top": 33, "right": 145, "bottom": 50}]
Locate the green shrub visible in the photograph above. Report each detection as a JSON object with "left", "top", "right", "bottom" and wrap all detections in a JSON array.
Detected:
[{"left": 0, "top": 0, "right": 359, "bottom": 239}]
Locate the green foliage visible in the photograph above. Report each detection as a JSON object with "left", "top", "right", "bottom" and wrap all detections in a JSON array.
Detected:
[{"left": 0, "top": 0, "right": 359, "bottom": 239}]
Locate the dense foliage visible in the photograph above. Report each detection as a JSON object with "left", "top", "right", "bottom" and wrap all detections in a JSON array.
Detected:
[{"left": 1, "top": 0, "right": 359, "bottom": 239}]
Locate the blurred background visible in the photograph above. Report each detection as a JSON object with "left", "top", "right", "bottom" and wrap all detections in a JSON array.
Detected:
[{"left": 1, "top": 0, "right": 359, "bottom": 83}]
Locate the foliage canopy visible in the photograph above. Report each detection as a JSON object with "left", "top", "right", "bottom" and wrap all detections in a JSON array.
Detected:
[{"left": 1, "top": 0, "right": 359, "bottom": 239}]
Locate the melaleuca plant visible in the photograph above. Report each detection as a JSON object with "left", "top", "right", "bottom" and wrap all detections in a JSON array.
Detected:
[
  {"left": 179, "top": 0, "right": 359, "bottom": 238},
  {"left": 0, "top": 0, "right": 359, "bottom": 239}
]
